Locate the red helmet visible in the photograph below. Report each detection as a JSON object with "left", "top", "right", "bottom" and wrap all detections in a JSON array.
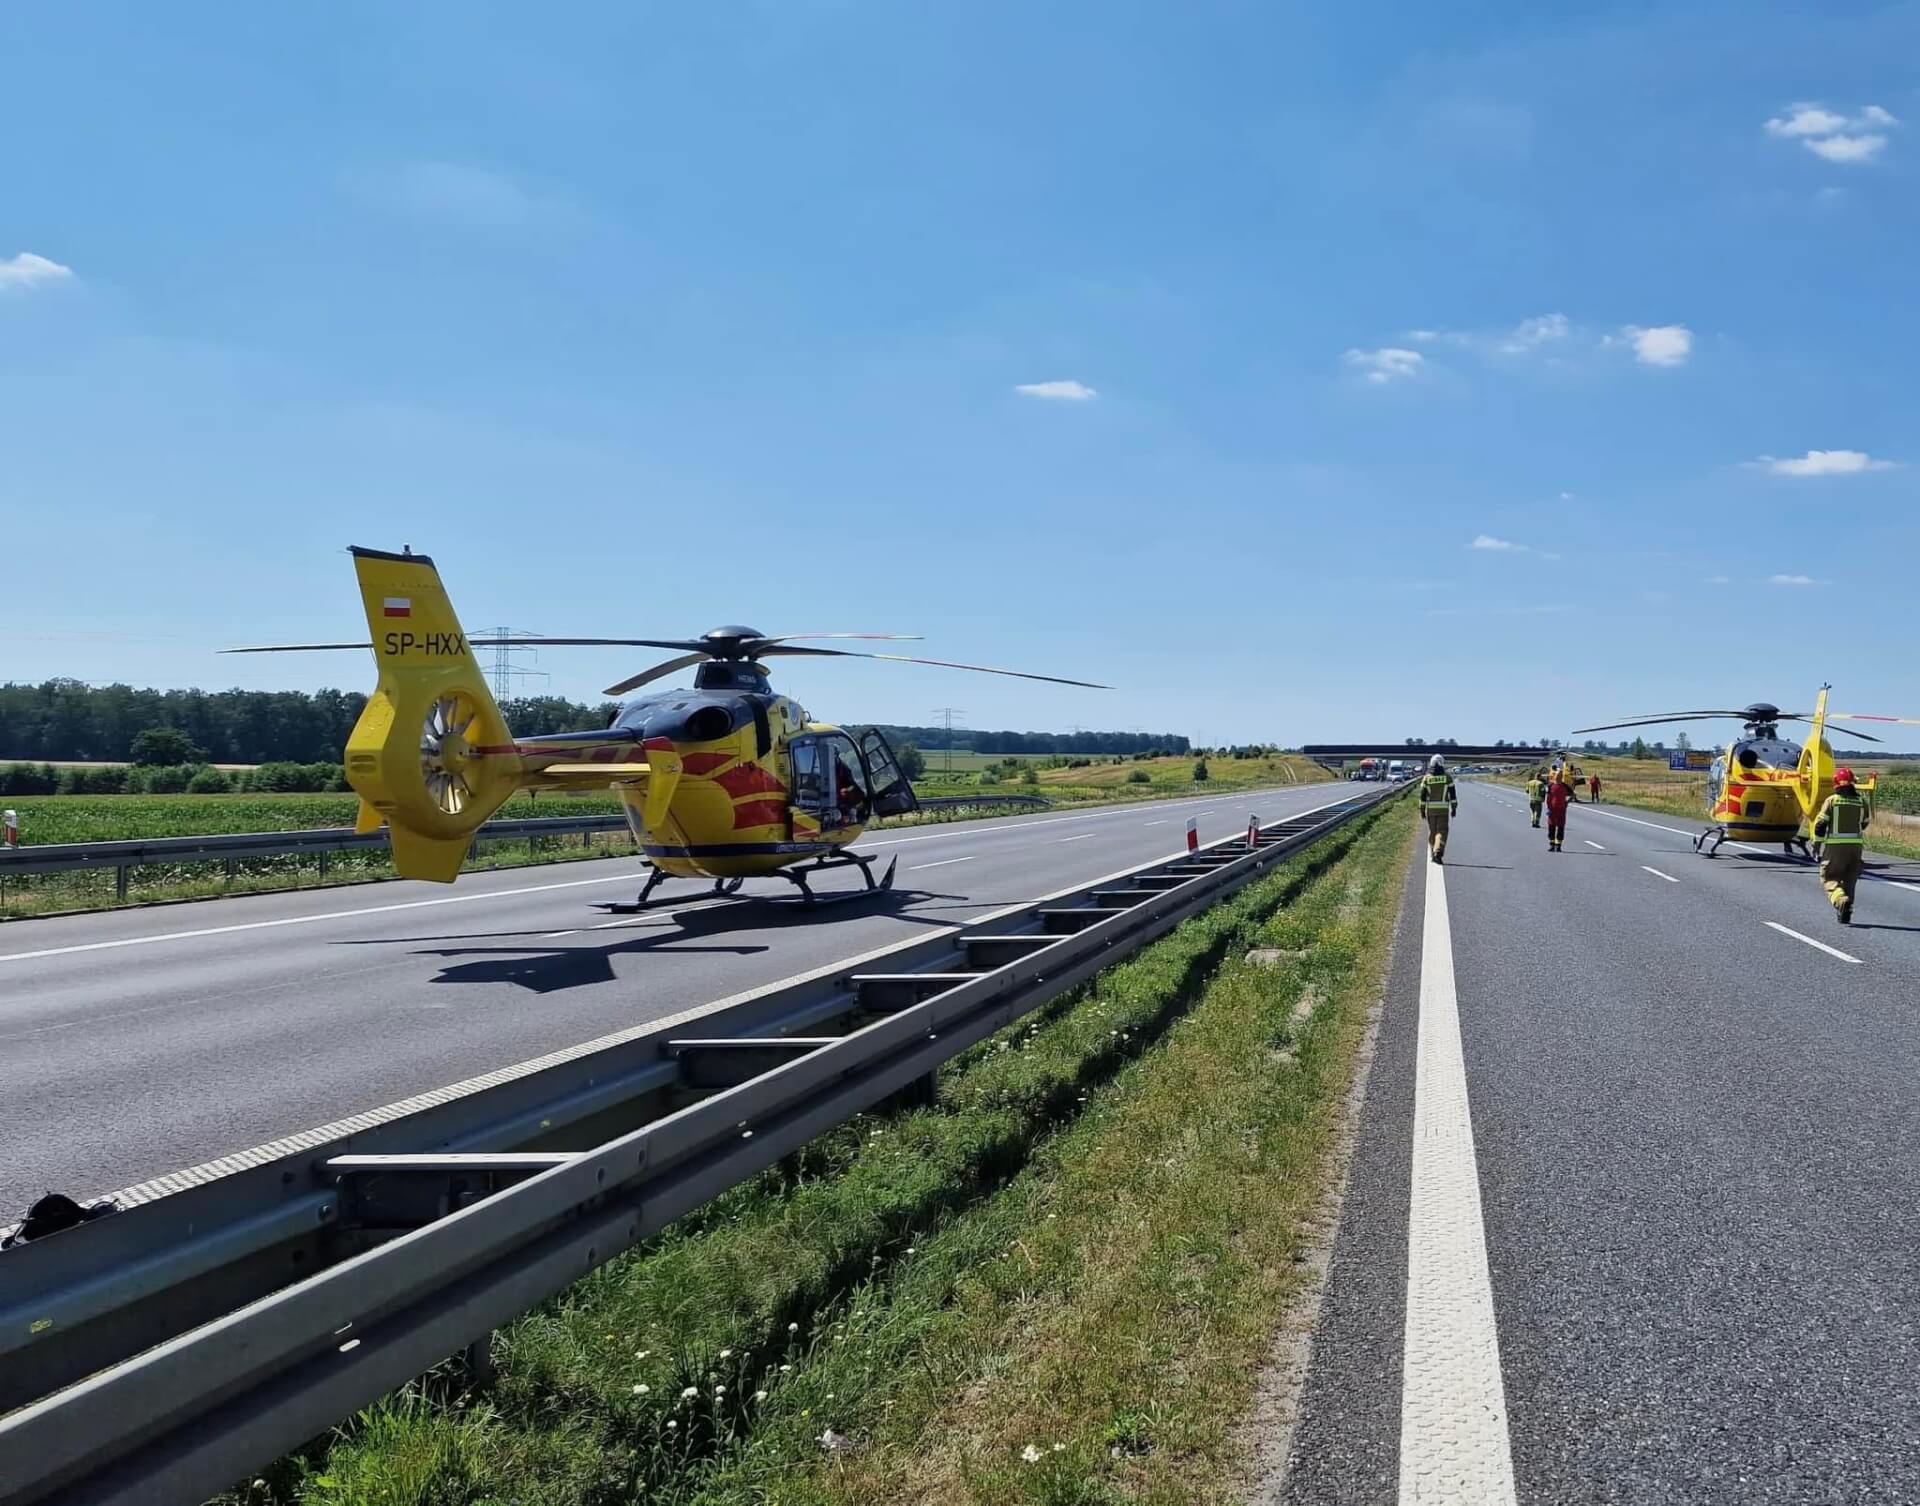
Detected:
[{"left": 1835, "top": 766, "right": 1856, "bottom": 786}]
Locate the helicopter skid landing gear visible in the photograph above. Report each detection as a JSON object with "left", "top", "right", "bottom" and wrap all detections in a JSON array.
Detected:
[
  {"left": 776, "top": 851, "right": 898, "bottom": 907},
  {"left": 1694, "top": 827, "right": 1726, "bottom": 858},
  {"left": 596, "top": 867, "right": 744, "bottom": 914}
]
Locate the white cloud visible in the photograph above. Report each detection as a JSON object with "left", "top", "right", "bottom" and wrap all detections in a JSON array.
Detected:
[
  {"left": 1765, "top": 104, "right": 1851, "bottom": 138},
  {"left": 1470, "top": 535, "right": 1527, "bottom": 552},
  {"left": 1497, "top": 312, "right": 1570, "bottom": 354},
  {"left": 1765, "top": 103, "right": 1899, "bottom": 165},
  {"left": 1752, "top": 449, "right": 1897, "bottom": 477},
  {"left": 1767, "top": 574, "right": 1826, "bottom": 587},
  {"left": 1406, "top": 329, "right": 1441, "bottom": 343},
  {"left": 1013, "top": 379, "right": 1097, "bottom": 401},
  {"left": 1344, "top": 347, "right": 1425, "bottom": 385},
  {"left": 1805, "top": 134, "right": 1887, "bottom": 163},
  {"left": 0, "top": 252, "right": 75, "bottom": 291},
  {"left": 1622, "top": 325, "right": 1692, "bottom": 367}
]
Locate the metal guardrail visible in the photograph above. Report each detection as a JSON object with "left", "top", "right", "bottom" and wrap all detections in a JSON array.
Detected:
[
  {"left": 0, "top": 783, "right": 1403, "bottom": 1504},
  {"left": 0, "top": 797, "right": 1051, "bottom": 898}
]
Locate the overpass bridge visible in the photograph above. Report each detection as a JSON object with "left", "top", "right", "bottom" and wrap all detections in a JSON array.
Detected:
[{"left": 1299, "top": 744, "right": 1551, "bottom": 773}]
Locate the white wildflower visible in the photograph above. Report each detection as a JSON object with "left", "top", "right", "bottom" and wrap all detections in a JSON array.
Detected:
[
  {"left": 1021, "top": 1444, "right": 1043, "bottom": 1463},
  {"left": 680, "top": 1386, "right": 699, "bottom": 1400},
  {"left": 755, "top": 1389, "right": 769, "bottom": 1401},
  {"left": 633, "top": 1383, "right": 650, "bottom": 1395},
  {"left": 719, "top": 1348, "right": 733, "bottom": 1359}
]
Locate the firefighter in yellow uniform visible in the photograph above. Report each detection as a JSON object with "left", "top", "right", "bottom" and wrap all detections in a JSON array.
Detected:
[
  {"left": 1811, "top": 765, "right": 1869, "bottom": 925},
  {"left": 1419, "top": 754, "right": 1458, "bottom": 862},
  {"left": 1525, "top": 770, "right": 1545, "bottom": 828}
]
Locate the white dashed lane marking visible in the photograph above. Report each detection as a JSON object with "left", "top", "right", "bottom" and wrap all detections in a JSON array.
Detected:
[
  {"left": 1399, "top": 859, "right": 1518, "bottom": 1505},
  {"left": 1584, "top": 841, "right": 1606, "bottom": 851},
  {"left": 908, "top": 856, "right": 975, "bottom": 871},
  {"left": 1765, "top": 921, "right": 1862, "bottom": 965},
  {"left": 1642, "top": 866, "right": 1679, "bottom": 883}
]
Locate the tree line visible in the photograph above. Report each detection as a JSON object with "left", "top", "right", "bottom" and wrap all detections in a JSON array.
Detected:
[{"left": 0, "top": 681, "right": 1184, "bottom": 764}]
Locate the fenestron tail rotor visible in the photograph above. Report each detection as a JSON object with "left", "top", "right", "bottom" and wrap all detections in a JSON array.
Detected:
[{"left": 420, "top": 692, "right": 480, "bottom": 815}]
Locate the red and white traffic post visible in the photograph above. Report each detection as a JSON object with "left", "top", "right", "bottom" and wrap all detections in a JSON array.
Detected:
[
  {"left": 1185, "top": 816, "right": 1199, "bottom": 853},
  {"left": 1246, "top": 814, "right": 1260, "bottom": 850},
  {"left": 3, "top": 809, "right": 18, "bottom": 848}
]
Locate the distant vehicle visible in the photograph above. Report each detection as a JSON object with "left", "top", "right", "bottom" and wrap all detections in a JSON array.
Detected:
[{"left": 1387, "top": 759, "right": 1406, "bottom": 781}]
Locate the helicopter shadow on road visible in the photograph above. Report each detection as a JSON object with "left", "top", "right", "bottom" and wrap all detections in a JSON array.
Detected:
[{"left": 333, "top": 885, "right": 961, "bottom": 993}]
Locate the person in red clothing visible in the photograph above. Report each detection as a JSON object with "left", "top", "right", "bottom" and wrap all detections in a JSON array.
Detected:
[
  {"left": 1545, "top": 772, "right": 1574, "bottom": 851},
  {"left": 1588, "top": 771, "right": 1602, "bottom": 804}
]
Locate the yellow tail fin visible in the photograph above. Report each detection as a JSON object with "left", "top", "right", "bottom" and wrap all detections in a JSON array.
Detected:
[{"left": 343, "top": 547, "right": 524, "bottom": 882}]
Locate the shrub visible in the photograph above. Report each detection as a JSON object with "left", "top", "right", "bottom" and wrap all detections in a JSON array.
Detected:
[
  {"left": 0, "top": 762, "right": 60, "bottom": 796},
  {"left": 1126, "top": 768, "right": 1152, "bottom": 785},
  {"left": 139, "top": 763, "right": 196, "bottom": 794},
  {"left": 186, "top": 766, "right": 232, "bottom": 794},
  {"left": 60, "top": 765, "right": 130, "bottom": 795},
  {"left": 1192, "top": 757, "right": 1210, "bottom": 783},
  {"left": 1019, "top": 763, "right": 1039, "bottom": 786},
  {"left": 979, "top": 769, "right": 1002, "bottom": 787}
]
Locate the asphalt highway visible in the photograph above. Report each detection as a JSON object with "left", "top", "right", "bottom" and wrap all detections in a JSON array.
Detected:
[
  {"left": 0, "top": 785, "right": 1344, "bottom": 1216},
  {"left": 1285, "top": 783, "right": 1920, "bottom": 1504}
]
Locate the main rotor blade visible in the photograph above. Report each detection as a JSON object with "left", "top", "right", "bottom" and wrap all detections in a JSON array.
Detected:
[
  {"left": 1829, "top": 712, "right": 1920, "bottom": 727},
  {"left": 222, "top": 642, "right": 373, "bottom": 654},
  {"left": 603, "top": 652, "right": 713, "bottom": 698},
  {"left": 758, "top": 645, "right": 1110, "bottom": 689},
  {"left": 747, "top": 633, "right": 923, "bottom": 649},
  {"left": 1569, "top": 712, "right": 1755, "bottom": 734},
  {"left": 1779, "top": 716, "right": 1884, "bottom": 744}
]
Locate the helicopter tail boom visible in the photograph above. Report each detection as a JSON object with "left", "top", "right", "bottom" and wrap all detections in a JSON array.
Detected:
[{"left": 343, "top": 547, "right": 528, "bottom": 882}]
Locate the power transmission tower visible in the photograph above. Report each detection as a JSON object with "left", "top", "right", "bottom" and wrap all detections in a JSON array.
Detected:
[
  {"left": 933, "top": 707, "right": 965, "bottom": 778},
  {"left": 482, "top": 628, "right": 550, "bottom": 701}
]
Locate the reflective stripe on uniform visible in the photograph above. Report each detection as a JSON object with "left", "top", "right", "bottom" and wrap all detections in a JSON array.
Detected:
[{"left": 1825, "top": 795, "right": 1866, "bottom": 844}]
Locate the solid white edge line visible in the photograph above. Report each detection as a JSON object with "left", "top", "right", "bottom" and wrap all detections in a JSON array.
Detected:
[
  {"left": 1764, "top": 920, "right": 1863, "bottom": 965},
  {"left": 1399, "top": 859, "right": 1518, "bottom": 1505},
  {"left": 1641, "top": 866, "right": 1679, "bottom": 883}
]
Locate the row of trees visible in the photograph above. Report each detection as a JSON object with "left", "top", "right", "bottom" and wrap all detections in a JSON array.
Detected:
[{"left": 1, "top": 681, "right": 1187, "bottom": 765}]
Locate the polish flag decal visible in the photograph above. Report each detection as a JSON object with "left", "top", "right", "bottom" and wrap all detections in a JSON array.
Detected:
[{"left": 383, "top": 597, "right": 412, "bottom": 618}]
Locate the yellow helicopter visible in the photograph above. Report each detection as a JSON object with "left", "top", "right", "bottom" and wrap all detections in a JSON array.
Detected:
[
  {"left": 228, "top": 547, "right": 1107, "bottom": 907},
  {"left": 1573, "top": 687, "right": 1919, "bottom": 858}
]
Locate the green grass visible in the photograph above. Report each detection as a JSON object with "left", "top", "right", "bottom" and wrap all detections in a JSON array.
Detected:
[{"left": 228, "top": 798, "right": 1409, "bottom": 1506}]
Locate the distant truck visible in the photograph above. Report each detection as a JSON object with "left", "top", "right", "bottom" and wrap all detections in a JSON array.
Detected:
[{"left": 1387, "top": 759, "right": 1406, "bottom": 781}]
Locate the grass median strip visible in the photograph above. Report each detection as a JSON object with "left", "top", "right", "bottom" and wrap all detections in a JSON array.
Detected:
[{"left": 225, "top": 802, "right": 1408, "bottom": 1506}]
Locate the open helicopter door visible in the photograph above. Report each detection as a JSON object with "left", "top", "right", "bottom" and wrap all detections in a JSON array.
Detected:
[{"left": 858, "top": 728, "right": 919, "bottom": 817}]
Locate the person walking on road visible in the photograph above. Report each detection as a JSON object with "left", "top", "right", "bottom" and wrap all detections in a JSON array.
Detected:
[
  {"left": 1545, "top": 770, "right": 1574, "bottom": 851},
  {"left": 1812, "top": 766, "right": 1870, "bottom": 924},
  {"left": 1419, "top": 754, "right": 1458, "bottom": 862},
  {"left": 1588, "top": 770, "right": 1602, "bottom": 804},
  {"left": 1525, "top": 770, "right": 1545, "bottom": 828}
]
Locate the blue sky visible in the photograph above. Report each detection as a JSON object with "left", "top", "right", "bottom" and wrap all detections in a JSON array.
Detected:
[{"left": 5, "top": 1, "right": 1917, "bottom": 749}]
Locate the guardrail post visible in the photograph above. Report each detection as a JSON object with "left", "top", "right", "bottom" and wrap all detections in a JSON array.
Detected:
[
  {"left": 318, "top": 850, "right": 330, "bottom": 882},
  {"left": 224, "top": 858, "right": 237, "bottom": 885},
  {"left": 115, "top": 864, "right": 129, "bottom": 903}
]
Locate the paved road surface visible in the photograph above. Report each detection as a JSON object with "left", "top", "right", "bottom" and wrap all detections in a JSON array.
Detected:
[
  {"left": 1286, "top": 783, "right": 1920, "bottom": 1504},
  {"left": 0, "top": 785, "right": 1343, "bottom": 1214}
]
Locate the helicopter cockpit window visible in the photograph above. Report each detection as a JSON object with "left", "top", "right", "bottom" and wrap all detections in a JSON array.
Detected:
[
  {"left": 790, "top": 738, "right": 827, "bottom": 807},
  {"left": 830, "top": 737, "right": 869, "bottom": 816}
]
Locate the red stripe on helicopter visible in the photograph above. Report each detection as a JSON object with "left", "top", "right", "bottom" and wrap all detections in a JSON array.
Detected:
[
  {"left": 680, "top": 752, "right": 736, "bottom": 776},
  {"left": 714, "top": 763, "right": 786, "bottom": 798},
  {"left": 731, "top": 798, "right": 788, "bottom": 830}
]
